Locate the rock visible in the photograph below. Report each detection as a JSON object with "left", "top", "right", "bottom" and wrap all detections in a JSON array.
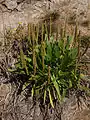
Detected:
[{"left": 3, "top": 0, "right": 17, "bottom": 10}]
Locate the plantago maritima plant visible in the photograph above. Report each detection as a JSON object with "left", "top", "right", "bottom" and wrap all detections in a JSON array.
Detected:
[{"left": 9, "top": 18, "right": 81, "bottom": 108}]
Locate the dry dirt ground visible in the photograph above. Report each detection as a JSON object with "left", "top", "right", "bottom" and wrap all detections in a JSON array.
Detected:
[{"left": 0, "top": 0, "right": 90, "bottom": 120}]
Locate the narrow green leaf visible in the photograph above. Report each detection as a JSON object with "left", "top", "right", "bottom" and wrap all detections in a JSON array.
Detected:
[
  {"left": 32, "top": 85, "right": 35, "bottom": 97},
  {"left": 8, "top": 68, "right": 15, "bottom": 72},
  {"left": 66, "top": 36, "right": 73, "bottom": 49},
  {"left": 44, "top": 90, "right": 46, "bottom": 104},
  {"left": 54, "top": 44, "right": 60, "bottom": 58},
  {"left": 46, "top": 41, "right": 52, "bottom": 62},
  {"left": 69, "top": 80, "right": 72, "bottom": 88},
  {"left": 22, "top": 82, "right": 30, "bottom": 90},
  {"left": 69, "top": 48, "right": 78, "bottom": 59},
  {"left": 51, "top": 75, "right": 61, "bottom": 101},
  {"left": 48, "top": 89, "right": 54, "bottom": 108}
]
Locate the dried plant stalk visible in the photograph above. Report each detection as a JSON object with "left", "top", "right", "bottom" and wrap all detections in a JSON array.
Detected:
[
  {"left": 60, "top": 27, "right": 63, "bottom": 38},
  {"left": 41, "top": 41, "right": 46, "bottom": 71},
  {"left": 77, "top": 31, "right": 81, "bottom": 62},
  {"left": 50, "top": 16, "right": 52, "bottom": 37},
  {"left": 28, "top": 23, "right": 31, "bottom": 44},
  {"left": 63, "top": 19, "right": 67, "bottom": 37},
  {"left": 45, "top": 21, "right": 48, "bottom": 35},
  {"left": 56, "top": 23, "right": 60, "bottom": 40},
  {"left": 36, "top": 23, "right": 39, "bottom": 44},
  {"left": 32, "top": 24, "right": 36, "bottom": 75},
  {"left": 74, "top": 23, "right": 78, "bottom": 47},
  {"left": 42, "top": 23, "right": 44, "bottom": 42},
  {"left": 41, "top": 23, "right": 45, "bottom": 71}
]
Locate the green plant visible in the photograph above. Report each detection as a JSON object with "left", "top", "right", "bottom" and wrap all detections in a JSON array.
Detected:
[
  {"left": 8, "top": 15, "right": 85, "bottom": 107},
  {"left": 9, "top": 24, "right": 81, "bottom": 108}
]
